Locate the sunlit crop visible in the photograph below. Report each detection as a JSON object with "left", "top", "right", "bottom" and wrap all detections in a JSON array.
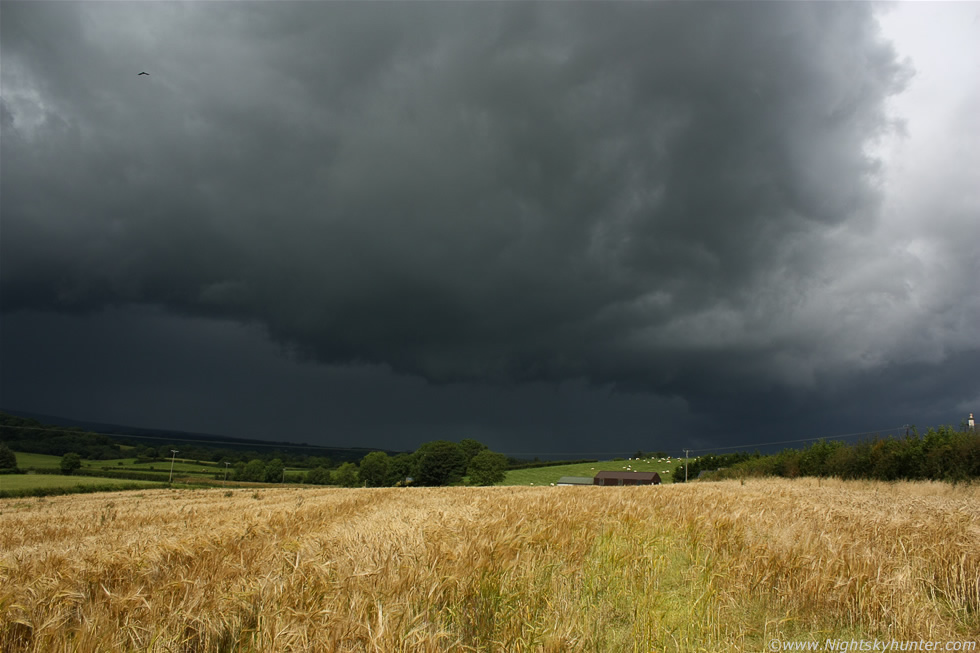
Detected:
[{"left": 1, "top": 478, "right": 977, "bottom": 651}]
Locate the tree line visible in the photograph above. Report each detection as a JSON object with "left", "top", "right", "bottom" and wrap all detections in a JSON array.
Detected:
[
  {"left": 236, "top": 439, "right": 510, "bottom": 487},
  {"left": 0, "top": 413, "right": 533, "bottom": 487},
  {"left": 674, "top": 425, "right": 980, "bottom": 483},
  {"left": 0, "top": 413, "right": 123, "bottom": 460},
  {"left": 0, "top": 433, "right": 510, "bottom": 487},
  {"left": 0, "top": 413, "right": 385, "bottom": 465}
]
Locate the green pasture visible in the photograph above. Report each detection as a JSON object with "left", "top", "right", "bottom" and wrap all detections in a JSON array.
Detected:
[
  {"left": 501, "top": 457, "right": 689, "bottom": 486},
  {"left": 14, "top": 451, "right": 218, "bottom": 474},
  {"left": 14, "top": 452, "right": 220, "bottom": 475},
  {"left": 11, "top": 452, "right": 63, "bottom": 469},
  {"left": 0, "top": 474, "right": 160, "bottom": 492},
  {"left": 98, "top": 458, "right": 221, "bottom": 474}
]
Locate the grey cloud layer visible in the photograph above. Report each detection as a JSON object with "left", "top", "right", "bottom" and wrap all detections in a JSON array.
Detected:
[{"left": 3, "top": 2, "right": 974, "bottom": 418}]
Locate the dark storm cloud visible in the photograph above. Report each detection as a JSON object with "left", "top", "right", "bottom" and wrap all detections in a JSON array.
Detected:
[
  {"left": 0, "top": 307, "right": 707, "bottom": 454},
  {"left": 2, "top": 1, "right": 977, "bottom": 441}
]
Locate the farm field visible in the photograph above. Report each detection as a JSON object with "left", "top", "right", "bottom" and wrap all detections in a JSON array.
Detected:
[
  {"left": 102, "top": 457, "right": 221, "bottom": 472},
  {"left": 0, "top": 474, "right": 160, "bottom": 492},
  {"left": 14, "top": 451, "right": 220, "bottom": 474},
  {"left": 502, "top": 456, "right": 686, "bottom": 486},
  {"left": 1, "top": 479, "right": 977, "bottom": 652},
  {"left": 8, "top": 452, "right": 65, "bottom": 470}
]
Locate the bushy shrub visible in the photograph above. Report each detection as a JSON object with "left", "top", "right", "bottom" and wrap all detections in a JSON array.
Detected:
[
  {"left": 0, "top": 442, "right": 17, "bottom": 471},
  {"left": 60, "top": 453, "right": 82, "bottom": 476}
]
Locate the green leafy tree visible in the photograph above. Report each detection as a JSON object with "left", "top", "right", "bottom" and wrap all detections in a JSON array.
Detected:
[
  {"left": 0, "top": 442, "right": 17, "bottom": 470},
  {"left": 459, "top": 438, "right": 488, "bottom": 464},
  {"left": 264, "top": 458, "right": 285, "bottom": 483},
  {"left": 308, "top": 456, "right": 332, "bottom": 470},
  {"left": 359, "top": 451, "right": 391, "bottom": 487},
  {"left": 60, "top": 452, "right": 82, "bottom": 475},
  {"left": 416, "top": 440, "right": 467, "bottom": 486},
  {"left": 238, "top": 459, "right": 266, "bottom": 482},
  {"left": 799, "top": 440, "right": 844, "bottom": 477},
  {"left": 467, "top": 450, "right": 508, "bottom": 486},
  {"left": 306, "top": 467, "right": 331, "bottom": 485},
  {"left": 388, "top": 452, "right": 418, "bottom": 485},
  {"left": 333, "top": 462, "right": 360, "bottom": 488}
]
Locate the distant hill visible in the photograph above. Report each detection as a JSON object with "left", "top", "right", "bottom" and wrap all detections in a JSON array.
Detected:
[
  {"left": 0, "top": 409, "right": 404, "bottom": 461},
  {"left": 2, "top": 409, "right": 247, "bottom": 442}
]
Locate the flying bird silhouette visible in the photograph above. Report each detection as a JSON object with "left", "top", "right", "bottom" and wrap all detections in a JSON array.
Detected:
[{"left": 138, "top": 72, "right": 149, "bottom": 76}]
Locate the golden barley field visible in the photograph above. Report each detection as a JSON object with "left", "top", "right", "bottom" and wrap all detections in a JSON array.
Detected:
[{"left": 1, "top": 479, "right": 977, "bottom": 652}]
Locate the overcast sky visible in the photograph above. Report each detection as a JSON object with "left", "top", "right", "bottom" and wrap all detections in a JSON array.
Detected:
[{"left": 2, "top": 1, "right": 978, "bottom": 456}]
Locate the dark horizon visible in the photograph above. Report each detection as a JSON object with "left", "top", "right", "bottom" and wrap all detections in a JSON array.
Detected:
[{"left": 0, "top": 406, "right": 926, "bottom": 462}]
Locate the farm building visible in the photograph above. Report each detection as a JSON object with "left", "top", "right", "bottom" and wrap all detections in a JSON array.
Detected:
[
  {"left": 593, "top": 471, "right": 661, "bottom": 486},
  {"left": 557, "top": 476, "right": 594, "bottom": 486}
]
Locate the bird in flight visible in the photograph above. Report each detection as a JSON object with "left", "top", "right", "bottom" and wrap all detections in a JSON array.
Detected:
[{"left": 138, "top": 72, "right": 149, "bottom": 76}]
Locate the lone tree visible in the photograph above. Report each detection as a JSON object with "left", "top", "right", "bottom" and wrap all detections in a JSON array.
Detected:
[
  {"left": 0, "top": 442, "right": 17, "bottom": 470},
  {"left": 467, "top": 450, "right": 508, "bottom": 486},
  {"left": 60, "top": 452, "right": 82, "bottom": 475}
]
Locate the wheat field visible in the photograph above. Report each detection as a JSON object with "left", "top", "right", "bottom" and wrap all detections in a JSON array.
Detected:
[{"left": 1, "top": 478, "right": 977, "bottom": 652}]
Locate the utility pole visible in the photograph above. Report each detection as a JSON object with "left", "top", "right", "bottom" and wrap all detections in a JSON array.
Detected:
[
  {"left": 169, "top": 450, "right": 179, "bottom": 483},
  {"left": 684, "top": 449, "right": 691, "bottom": 482}
]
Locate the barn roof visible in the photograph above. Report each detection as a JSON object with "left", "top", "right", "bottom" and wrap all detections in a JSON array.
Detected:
[
  {"left": 593, "top": 471, "right": 661, "bottom": 481},
  {"left": 557, "top": 476, "right": 594, "bottom": 485}
]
